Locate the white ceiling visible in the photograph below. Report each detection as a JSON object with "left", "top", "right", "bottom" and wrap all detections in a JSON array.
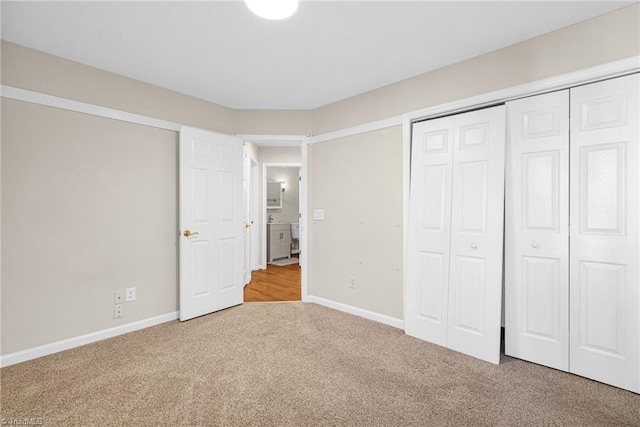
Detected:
[{"left": 1, "top": 1, "right": 633, "bottom": 110}]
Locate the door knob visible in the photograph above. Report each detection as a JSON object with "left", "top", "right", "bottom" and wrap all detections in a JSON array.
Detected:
[
  {"left": 470, "top": 242, "right": 478, "bottom": 250},
  {"left": 245, "top": 223, "right": 251, "bottom": 228},
  {"left": 183, "top": 230, "right": 199, "bottom": 237},
  {"left": 531, "top": 242, "right": 540, "bottom": 249}
]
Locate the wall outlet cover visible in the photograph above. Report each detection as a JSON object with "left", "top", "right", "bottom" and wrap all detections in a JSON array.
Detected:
[
  {"left": 114, "top": 304, "right": 124, "bottom": 319},
  {"left": 114, "top": 290, "right": 124, "bottom": 304},
  {"left": 125, "top": 287, "right": 136, "bottom": 302},
  {"left": 312, "top": 209, "right": 325, "bottom": 221}
]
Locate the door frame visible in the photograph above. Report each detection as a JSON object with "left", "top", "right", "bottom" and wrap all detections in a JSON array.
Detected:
[
  {"left": 250, "top": 157, "right": 260, "bottom": 271},
  {"left": 236, "top": 134, "right": 309, "bottom": 302},
  {"left": 402, "top": 58, "right": 640, "bottom": 325}
]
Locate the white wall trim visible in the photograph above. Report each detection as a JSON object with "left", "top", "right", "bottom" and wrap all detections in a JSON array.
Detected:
[
  {"left": 307, "top": 296, "right": 404, "bottom": 330},
  {"left": 0, "top": 311, "right": 179, "bottom": 368},
  {"left": 237, "top": 134, "right": 307, "bottom": 147},
  {"left": 309, "top": 115, "right": 403, "bottom": 145},
  {"left": 1, "top": 85, "right": 181, "bottom": 132}
]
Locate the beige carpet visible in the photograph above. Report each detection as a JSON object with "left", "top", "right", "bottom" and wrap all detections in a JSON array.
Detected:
[{"left": 1, "top": 303, "right": 639, "bottom": 426}]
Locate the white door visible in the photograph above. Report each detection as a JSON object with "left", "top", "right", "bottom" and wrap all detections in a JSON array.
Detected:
[
  {"left": 569, "top": 74, "right": 639, "bottom": 393},
  {"left": 179, "top": 126, "right": 244, "bottom": 321},
  {"left": 446, "top": 105, "right": 506, "bottom": 364},
  {"left": 406, "top": 106, "right": 506, "bottom": 364},
  {"left": 505, "top": 90, "right": 570, "bottom": 371},
  {"left": 405, "top": 115, "right": 455, "bottom": 347}
]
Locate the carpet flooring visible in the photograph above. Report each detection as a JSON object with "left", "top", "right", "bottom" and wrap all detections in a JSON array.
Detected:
[{"left": 1, "top": 303, "right": 639, "bottom": 426}]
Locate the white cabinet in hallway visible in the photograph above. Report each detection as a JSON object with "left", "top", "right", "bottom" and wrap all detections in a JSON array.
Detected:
[
  {"left": 267, "top": 223, "right": 291, "bottom": 262},
  {"left": 506, "top": 73, "right": 639, "bottom": 393}
]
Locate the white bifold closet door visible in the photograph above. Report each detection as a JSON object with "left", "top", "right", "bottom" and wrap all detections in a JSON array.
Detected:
[
  {"left": 505, "top": 90, "right": 570, "bottom": 371},
  {"left": 569, "top": 73, "right": 639, "bottom": 393},
  {"left": 406, "top": 105, "right": 506, "bottom": 364}
]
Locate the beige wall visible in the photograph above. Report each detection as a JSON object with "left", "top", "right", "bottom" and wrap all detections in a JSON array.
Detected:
[
  {"left": 234, "top": 110, "right": 311, "bottom": 136},
  {"left": 1, "top": 99, "right": 178, "bottom": 354},
  {"left": 307, "top": 126, "right": 403, "bottom": 318},
  {"left": 311, "top": 4, "right": 640, "bottom": 134}
]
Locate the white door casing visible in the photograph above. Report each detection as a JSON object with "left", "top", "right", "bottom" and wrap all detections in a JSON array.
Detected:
[
  {"left": 179, "top": 126, "right": 244, "bottom": 321},
  {"left": 569, "top": 73, "right": 639, "bottom": 393},
  {"left": 446, "top": 105, "right": 506, "bottom": 365},
  {"left": 406, "top": 105, "right": 506, "bottom": 364},
  {"left": 405, "top": 115, "right": 455, "bottom": 347},
  {"left": 505, "top": 90, "right": 570, "bottom": 371},
  {"left": 243, "top": 147, "right": 252, "bottom": 285}
]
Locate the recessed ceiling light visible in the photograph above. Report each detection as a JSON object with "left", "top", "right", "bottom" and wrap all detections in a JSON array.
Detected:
[{"left": 244, "top": 0, "right": 299, "bottom": 20}]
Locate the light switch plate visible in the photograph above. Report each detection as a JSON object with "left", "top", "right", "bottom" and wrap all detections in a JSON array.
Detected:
[{"left": 313, "top": 209, "right": 325, "bottom": 221}]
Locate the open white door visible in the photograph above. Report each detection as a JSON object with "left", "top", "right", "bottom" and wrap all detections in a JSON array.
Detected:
[
  {"left": 179, "top": 126, "right": 244, "bottom": 321},
  {"left": 243, "top": 147, "right": 252, "bottom": 285},
  {"left": 405, "top": 115, "right": 455, "bottom": 347}
]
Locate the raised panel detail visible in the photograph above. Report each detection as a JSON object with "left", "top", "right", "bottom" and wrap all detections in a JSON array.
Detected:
[
  {"left": 453, "top": 256, "right": 486, "bottom": 335},
  {"left": 219, "top": 239, "right": 235, "bottom": 290},
  {"left": 522, "top": 257, "right": 559, "bottom": 341},
  {"left": 523, "top": 107, "right": 560, "bottom": 139},
  {"left": 423, "top": 130, "right": 448, "bottom": 153},
  {"left": 578, "top": 261, "right": 626, "bottom": 357},
  {"left": 458, "top": 161, "right": 487, "bottom": 233},
  {"left": 460, "top": 123, "right": 489, "bottom": 149},
  {"left": 191, "top": 168, "right": 209, "bottom": 223},
  {"left": 192, "top": 240, "right": 210, "bottom": 297},
  {"left": 418, "top": 251, "right": 445, "bottom": 322},
  {"left": 580, "top": 94, "right": 627, "bottom": 131},
  {"left": 219, "top": 172, "right": 235, "bottom": 222},
  {"left": 580, "top": 143, "right": 626, "bottom": 234},
  {"left": 421, "top": 165, "right": 447, "bottom": 230},
  {"left": 192, "top": 139, "right": 212, "bottom": 158},
  {"left": 220, "top": 144, "right": 235, "bottom": 169},
  {"left": 523, "top": 151, "right": 558, "bottom": 231}
]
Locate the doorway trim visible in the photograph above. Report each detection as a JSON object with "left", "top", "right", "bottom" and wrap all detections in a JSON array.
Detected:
[{"left": 237, "top": 134, "right": 309, "bottom": 302}]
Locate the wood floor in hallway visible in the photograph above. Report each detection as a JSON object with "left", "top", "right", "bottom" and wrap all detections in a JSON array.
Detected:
[{"left": 244, "top": 261, "right": 301, "bottom": 302}]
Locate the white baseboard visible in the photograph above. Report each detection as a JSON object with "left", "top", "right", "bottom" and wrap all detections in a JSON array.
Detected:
[
  {"left": 0, "top": 311, "right": 179, "bottom": 368},
  {"left": 307, "top": 296, "right": 404, "bottom": 330}
]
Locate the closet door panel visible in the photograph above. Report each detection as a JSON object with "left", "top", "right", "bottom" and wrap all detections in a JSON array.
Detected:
[
  {"left": 447, "top": 105, "right": 506, "bottom": 364},
  {"left": 505, "top": 90, "right": 569, "bottom": 371},
  {"left": 405, "top": 116, "right": 454, "bottom": 346},
  {"left": 570, "top": 73, "right": 639, "bottom": 393}
]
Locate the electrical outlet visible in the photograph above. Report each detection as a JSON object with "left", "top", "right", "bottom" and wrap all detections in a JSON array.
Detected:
[
  {"left": 349, "top": 276, "right": 356, "bottom": 289},
  {"left": 114, "top": 290, "right": 124, "bottom": 304},
  {"left": 114, "top": 304, "right": 124, "bottom": 319},
  {"left": 125, "top": 287, "right": 136, "bottom": 302}
]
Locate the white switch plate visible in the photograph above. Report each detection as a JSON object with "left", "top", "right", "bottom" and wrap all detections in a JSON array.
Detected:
[
  {"left": 114, "top": 290, "right": 124, "bottom": 304},
  {"left": 125, "top": 287, "right": 136, "bottom": 302},
  {"left": 312, "top": 209, "right": 325, "bottom": 221}
]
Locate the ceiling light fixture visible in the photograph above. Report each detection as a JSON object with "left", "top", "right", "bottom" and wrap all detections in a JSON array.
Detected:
[{"left": 244, "top": 0, "right": 299, "bottom": 20}]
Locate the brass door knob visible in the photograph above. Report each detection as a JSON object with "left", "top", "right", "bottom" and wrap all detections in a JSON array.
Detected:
[
  {"left": 183, "top": 230, "right": 199, "bottom": 237},
  {"left": 245, "top": 223, "right": 251, "bottom": 228}
]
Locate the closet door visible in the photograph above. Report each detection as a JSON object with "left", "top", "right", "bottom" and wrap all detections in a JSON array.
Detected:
[
  {"left": 447, "top": 105, "right": 506, "bottom": 364},
  {"left": 570, "top": 73, "right": 639, "bottom": 393},
  {"left": 505, "top": 91, "right": 569, "bottom": 371},
  {"left": 405, "top": 116, "right": 454, "bottom": 346}
]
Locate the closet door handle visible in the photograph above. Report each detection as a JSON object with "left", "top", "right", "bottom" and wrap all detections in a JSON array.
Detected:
[
  {"left": 470, "top": 242, "right": 478, "bottom": 250},
  {"left": 531, "top": 242, "right": 540, "bottom": 249}
]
